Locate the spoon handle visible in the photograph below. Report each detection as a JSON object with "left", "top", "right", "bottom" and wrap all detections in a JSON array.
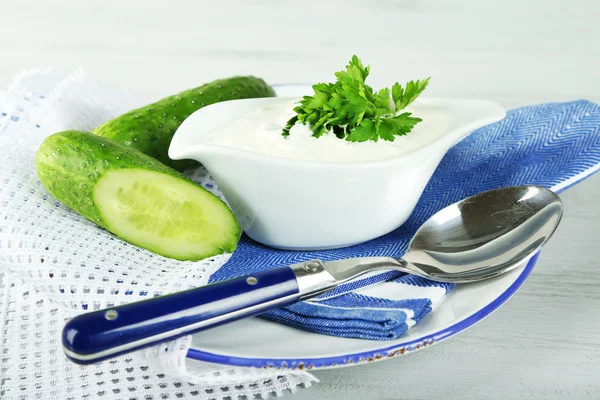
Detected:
[
  {"left": 62, "top": 266, "right": 301, "bottom": 364},
  {"left": 62, "top": 261, "right": 337, "bottom": 365}
]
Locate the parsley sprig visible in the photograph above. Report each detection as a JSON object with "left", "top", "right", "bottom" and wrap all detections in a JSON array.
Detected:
[{"left": 283, "top": 56, "right": 430, "bottom": 142}]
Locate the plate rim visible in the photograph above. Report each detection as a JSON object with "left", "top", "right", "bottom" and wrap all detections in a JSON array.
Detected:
[{"left": 185, "top": 252, "right": 537, "bottom": 370}]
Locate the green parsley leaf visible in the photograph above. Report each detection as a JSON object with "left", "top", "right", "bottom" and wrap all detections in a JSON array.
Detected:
[
  {"left": 374, "top": 88, "right": 392, "bottom": 114},
  {"left": 392, "top": 78, "right": 430, "bottom": 111},
  {"left": 378, "top": 113, "right": 422, "bottom": 141},
  {"left": 346, "top": 119, "right": 377, "bottom": 142},
  {"left": 284, "top": 55, "right": 430, "bottom": 142}
]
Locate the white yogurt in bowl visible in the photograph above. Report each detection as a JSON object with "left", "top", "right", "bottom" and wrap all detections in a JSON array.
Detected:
[
  {"left": 205, "top": 98, "right": 451, "bottom": 163},
  {"left": 169, "top": 90, "right": 505, "bottom": 250}
]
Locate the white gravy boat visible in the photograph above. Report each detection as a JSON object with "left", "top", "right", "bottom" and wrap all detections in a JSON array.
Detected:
[{"left": 169, "top": 86, "right": 505, "bottom": 250}]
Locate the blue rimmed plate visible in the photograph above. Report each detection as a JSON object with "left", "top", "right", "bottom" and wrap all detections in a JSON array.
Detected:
[{"left": 182, "top": 84, "right": 539, "bottom": 371}]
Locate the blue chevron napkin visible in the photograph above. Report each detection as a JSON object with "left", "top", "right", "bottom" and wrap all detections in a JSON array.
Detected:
[{"left": 209, "top": 100, "right": 600, "bottom": 340}]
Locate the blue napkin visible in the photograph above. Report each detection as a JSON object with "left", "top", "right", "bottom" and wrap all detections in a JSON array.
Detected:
[{"left": 209, "top": 100, "right": 600, "bottom": 340}]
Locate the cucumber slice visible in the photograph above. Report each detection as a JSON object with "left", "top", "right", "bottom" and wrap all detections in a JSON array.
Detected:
[{"left": 94, "top": 169, "right": 238, "bottom": 260}]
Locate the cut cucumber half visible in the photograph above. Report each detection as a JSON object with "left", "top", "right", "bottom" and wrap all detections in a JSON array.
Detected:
[
  {"left": 36, "top": 131, "right": 241, "bottom": 261},
  {"left": 94, "top": 169, "right": 239, "bottom": 261}
]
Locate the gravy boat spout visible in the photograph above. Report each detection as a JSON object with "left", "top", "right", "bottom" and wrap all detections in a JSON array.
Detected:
[
  {"left": 169, "top": 97, "right": 286, "bottom": 161},
  {"left": 169, "top": 90, "right": 505, "bottom": 250}
]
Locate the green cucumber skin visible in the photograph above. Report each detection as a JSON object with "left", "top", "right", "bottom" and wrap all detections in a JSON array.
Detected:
[
  {"left": 35, "top": 130, "right": 241, "bottom": 258},
  {"left": 92, "top": 76, "right": 276, "bottom": 170}
]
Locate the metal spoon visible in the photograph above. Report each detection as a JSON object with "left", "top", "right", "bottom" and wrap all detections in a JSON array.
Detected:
[{"left": 62, "top": 185, "right": 562, "bottom": 364}]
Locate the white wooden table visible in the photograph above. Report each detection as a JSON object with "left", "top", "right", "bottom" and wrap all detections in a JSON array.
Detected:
[{"left": 2, "top": 1, "right": 599, "bottom": 398}]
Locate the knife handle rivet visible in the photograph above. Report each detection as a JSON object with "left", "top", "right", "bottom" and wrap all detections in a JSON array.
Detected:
[
  {"left": 304, "top": 261, "right": 321, "bottom": 272},
  {"left": 246, "top": 276, "right": 258, "bottom": 285},
  {"left": 104, "top": 310, "right": 118, "bottom": 321}
]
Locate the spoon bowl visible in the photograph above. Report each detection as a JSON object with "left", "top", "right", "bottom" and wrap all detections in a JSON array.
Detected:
[
  {"left": 404, "top": 185, "right": 563, "bottom": 281},
  {"left": 321, "top": 185, "right": 563, "bottom": 283}
]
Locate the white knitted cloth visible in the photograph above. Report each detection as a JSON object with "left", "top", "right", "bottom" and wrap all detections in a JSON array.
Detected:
[{"left": 0, "top": 68, "right": 317, "bottom": 399}]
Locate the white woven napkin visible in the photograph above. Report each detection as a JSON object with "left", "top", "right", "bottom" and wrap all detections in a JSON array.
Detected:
[{"left": 0, "top": 68, "right": 317, "bottom": 400}]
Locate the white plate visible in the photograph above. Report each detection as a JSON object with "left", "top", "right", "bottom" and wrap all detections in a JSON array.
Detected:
[{"left": 183, "top": 84, "right": 538, "bottom": 371}]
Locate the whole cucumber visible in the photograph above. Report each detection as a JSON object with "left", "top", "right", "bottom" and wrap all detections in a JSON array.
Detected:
[
  {"left": 93, "top": 76, "right": 276, "bottom": 170},
  {"left": 36, "top": 130, "right": 241, "bottom": 261}
]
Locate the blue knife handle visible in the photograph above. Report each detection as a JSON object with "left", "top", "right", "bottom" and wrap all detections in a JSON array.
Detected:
[{"left": 62, "top": 266, "right": 301, "bottom": 365}]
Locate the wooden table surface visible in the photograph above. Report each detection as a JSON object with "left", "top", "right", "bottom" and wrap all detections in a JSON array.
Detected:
[{"left": 2, "top": 1, "right": 599, "bottom": 398}]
